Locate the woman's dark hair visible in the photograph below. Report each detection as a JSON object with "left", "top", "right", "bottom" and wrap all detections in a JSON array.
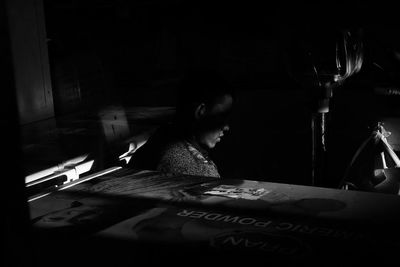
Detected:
[{"left": 175, "top": 69, "right": 234, "bottom": 123}]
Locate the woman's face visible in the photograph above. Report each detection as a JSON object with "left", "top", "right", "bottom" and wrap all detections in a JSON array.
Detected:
[{"left": 196, "top": 94, "right": 233, "bottom": 149}]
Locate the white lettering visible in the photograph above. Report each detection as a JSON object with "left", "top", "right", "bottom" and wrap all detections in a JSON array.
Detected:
[
  {"left": 189, "top": 211, "right": 207, "bottom": 219},
  {"left": 254, "top": 221, "right": 272, "bottom": 228},
  {"left": 276, "top": 222, "right": 293, "bottom": 231},
  {"left": 299, "top": 226, "right": 316, "bottom": 234},
  {"left": 332, "top": 230, "right": 357, "bottom": 239},
  {"left": 314, "top": 227, "right": 334, "bottom": 236},
  {"left": 239, "top": 218, "right": 256, "bottom": 225},
  {"left": 222, "top": 236, "right": 243, "bottom": 246},
  {"left": 216, "top": 215, "right": 240, "bottom": 223},
  {"left": 204, "top": 213, "right": 221, "bottom": 220},
  {"left": 177, "top": 210, "right": 194, "bottom": 217}
]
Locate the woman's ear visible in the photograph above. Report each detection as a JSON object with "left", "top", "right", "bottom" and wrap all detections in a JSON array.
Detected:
[{"left": 194, "top": 103, "right": 206, "bottom": 119}]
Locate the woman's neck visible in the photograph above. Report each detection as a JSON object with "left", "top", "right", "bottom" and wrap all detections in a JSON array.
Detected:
[{"left": 186, "top": 135, "right": 209, "bottom": 155}]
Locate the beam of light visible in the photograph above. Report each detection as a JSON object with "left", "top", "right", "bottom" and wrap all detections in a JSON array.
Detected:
[
  {"left": 73, "top": 160, "right": 95, "bottom": 179},
  {"left": 26, "top": 168, "right": 77, "bottom": 188},
  {"left": 25, "top": 159, "right": 95, "bottom": 188},
  {"left": 118, "top": 139, "right": 148, "bottom": 164},
  {"left": 28, "top": 166, "right": 122, "bottom": 202},
  {"left": 25, "top": 154, "right": 89, "bottom": 184}
]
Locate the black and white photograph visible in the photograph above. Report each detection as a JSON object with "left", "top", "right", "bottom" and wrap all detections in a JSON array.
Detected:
[{"left": 2, "top": 0, "right": 400, "bottom": 266}]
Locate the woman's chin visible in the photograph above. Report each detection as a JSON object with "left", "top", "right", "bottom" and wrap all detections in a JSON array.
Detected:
[{"left": 209, "top": 141, "right": 219, "bottom": 149}]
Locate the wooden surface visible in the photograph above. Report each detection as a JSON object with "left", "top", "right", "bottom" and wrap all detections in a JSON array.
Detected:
[{"left": 29, "top": 167, "right": 400, "bottom": 266}]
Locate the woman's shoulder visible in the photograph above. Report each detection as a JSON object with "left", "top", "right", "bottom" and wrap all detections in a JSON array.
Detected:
[
  {"left": 160, "top": 140, "right": 190, "bottom": 157},
  {"left": 158, "top": 140, "right": 220, "bottom": 178},
  {"left": 161, "top": 140, "right": 212, "bottom": 165}
]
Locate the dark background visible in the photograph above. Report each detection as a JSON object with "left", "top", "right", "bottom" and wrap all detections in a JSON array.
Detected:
[
  {"left": 3, "top": 1, "right": 400, "bottom": 266},
  {"left": 39, "top": 0, "right": 400, "bottom": 187}
]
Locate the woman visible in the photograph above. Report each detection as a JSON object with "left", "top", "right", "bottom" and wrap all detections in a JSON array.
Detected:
[{"left": 129, "top": 69, "right": 234, "bottom": 178}]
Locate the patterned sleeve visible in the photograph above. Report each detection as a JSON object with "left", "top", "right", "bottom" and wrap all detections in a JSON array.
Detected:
[{"left": 156, "top": 143, "right": 191, "bottom": 175}]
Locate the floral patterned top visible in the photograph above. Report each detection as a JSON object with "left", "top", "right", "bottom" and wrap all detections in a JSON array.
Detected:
[{"left": 156, "top": 140, "right": 220, "bottom": 178}]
